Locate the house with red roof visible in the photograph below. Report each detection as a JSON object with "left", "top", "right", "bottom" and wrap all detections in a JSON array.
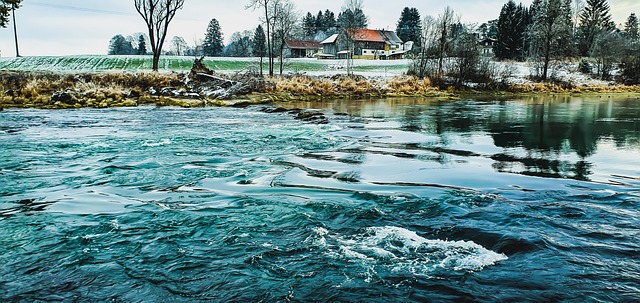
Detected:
[{"left": 320, "top": 29, "right": 410, "bottom": 60}]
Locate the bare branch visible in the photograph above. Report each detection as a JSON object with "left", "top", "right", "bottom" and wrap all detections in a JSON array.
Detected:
[{"left": 134, "top": 0, "right": 184, "bottom": 71}]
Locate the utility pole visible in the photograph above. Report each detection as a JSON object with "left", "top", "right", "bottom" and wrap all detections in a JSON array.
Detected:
[{"left": 12, "top": 6, "right": 19, "bottom": 57}]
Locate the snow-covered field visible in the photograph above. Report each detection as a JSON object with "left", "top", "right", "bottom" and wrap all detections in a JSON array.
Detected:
[
  {"left": 0, "top": 55, "right": 409, "bottom": 76},
  {"left": 0, "top": 55, "right": 615, "bottom": 86}
]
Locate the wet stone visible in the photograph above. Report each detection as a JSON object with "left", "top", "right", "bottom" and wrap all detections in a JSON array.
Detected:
[{"left": 51, "top": 91, "right": 76, "bottom": 105}]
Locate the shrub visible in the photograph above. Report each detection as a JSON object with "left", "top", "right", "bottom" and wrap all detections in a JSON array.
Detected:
[
  {"left": 618, "top": 56, "right": 640, "bottom": 85},
  {"left": 578, "top": 59, "right": 592, "bottom": 74}
]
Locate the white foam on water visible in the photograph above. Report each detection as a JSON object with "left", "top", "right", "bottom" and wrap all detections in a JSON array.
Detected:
[
  {"left": 142, "top": 138, "right": 172, "bottom": 147},
  {"left": 322, "top": 226, "right": 507, "bottom": 276},
  {"left": 304, "top": 227, "right": 330, "bottom": 248}
]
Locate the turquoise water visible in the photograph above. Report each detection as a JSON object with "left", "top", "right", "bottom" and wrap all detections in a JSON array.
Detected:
[{"left": 1, "top": 96, "right": 639, "bottom": 302}]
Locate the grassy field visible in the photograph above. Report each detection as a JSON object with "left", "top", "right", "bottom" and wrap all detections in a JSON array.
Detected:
[{"left": 0, "top": 55, "right": 410, "bottom": 75}]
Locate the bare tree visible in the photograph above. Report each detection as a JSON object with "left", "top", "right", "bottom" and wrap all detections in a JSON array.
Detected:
[
  {"left": 247, "top": 0, "right": 274, "bottom": 76},
  {"left": 271, "top": 0, "right": 299, "bottom": 75},
  {"left": 411, "top": 15, "right": 439, "bottom": 78},
  {"left": 590, "top": 30, "right": 624, "bottom": 79},
  {"left": 436, "top": 6, "right": 457, "bottom": 77},
  {"left": 342, "top": 0, "right": 366, "bottom": 15},
  {"left": 572, "top": 0, "right": 585, "bottom": 29},
  {"left": 170, "top": 36, "right": 188, "bottom": 56},
  {"left": 134, "top": 0, "right": 185, "bottom": 71},
  {"left": 528, "top": 0, "right": 573, "bottom": 80},
  {"left": 338, "top": 0, "right": 368, "bottom": 75}
]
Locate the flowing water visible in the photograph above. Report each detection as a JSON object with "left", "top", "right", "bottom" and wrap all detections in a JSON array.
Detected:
[{"left": 1, "top": 95, "right": 639, "bottom": 302}]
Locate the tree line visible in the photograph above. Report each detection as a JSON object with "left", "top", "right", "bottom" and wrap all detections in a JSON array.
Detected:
[
  {"left": 409, "top": 0, "right": 639, "bottom": 85},
  {"left": 491, "top": 0, "right": 639, "bottom": 82}
]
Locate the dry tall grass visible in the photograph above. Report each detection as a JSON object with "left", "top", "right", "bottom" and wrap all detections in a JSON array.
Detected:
[
  {"left": 1, "top": 70, "right": 638, "bottom": 109},
  {"left": 267, "top": 75, "right": 440, "bottom": 99},
  {"left": 0, "top": 71, "right": 183, "bottom": 108}
]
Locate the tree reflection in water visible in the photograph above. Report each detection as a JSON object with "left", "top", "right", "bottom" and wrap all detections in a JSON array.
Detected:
[{"left": 280, "top": 95, "right": 640, "bottom": 181}]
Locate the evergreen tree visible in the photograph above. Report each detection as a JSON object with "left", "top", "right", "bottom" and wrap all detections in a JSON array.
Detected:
[
  {"left": 479, "top": 20, "right": 499, "bottom": 39},
  {"left": 137, "top": 34, "right": 147, "bottom": 55},
  {"left": 0, "top": 0, "right": 20, "bottom": 28},
  {"left": 337, "top": 8, "right": 368, "bottom": 29},
  {"left": 315, "top": 11, "right": 324, "bottom": 32},
  {"left": 578, "top": 0, "right": 613, "bottom": 55},
  {"left": 108, "top": 34, "right": 134, "bottom": 55},
  {"left": 625, "top": 13, "right": 639, "bottom": 40},
  {"left": 322, "top": 9, "right": 336, "bottom": 32},
  {"left": 303, "top": 12, "right": 316, "bottom": 37},
  {"left": 203, "top": 18, "right": 224, "bottom": 57},
  {"left": 396, "top": 7, "right": 422, "bottom": 47},
  {"left": 252, "top": 25, "right": 267, "bottom": 76},
  {"left": 496, "top": 1, "right": 530, "bottom": 60}
]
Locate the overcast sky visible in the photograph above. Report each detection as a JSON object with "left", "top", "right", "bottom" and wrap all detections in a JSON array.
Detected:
[{"left": 0, "top": 0, "right": 638, "bottom": 57}]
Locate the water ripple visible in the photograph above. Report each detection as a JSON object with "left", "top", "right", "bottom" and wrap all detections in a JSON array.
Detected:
[{"left": 1, "top": 99, "right": 640, "bottom": 302}]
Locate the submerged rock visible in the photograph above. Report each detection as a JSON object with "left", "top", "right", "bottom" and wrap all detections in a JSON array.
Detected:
[
  {"left": 294, "top": 110, "right": 328, "bottom": 124},
  {"left": 260, "top": 107, "right": 290, "bottom": 113},
  {"left": 259, "top": 106, "right": 328, "bottom": 124}
]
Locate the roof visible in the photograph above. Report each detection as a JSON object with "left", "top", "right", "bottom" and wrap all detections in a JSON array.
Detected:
[
  {"left": 350, "top": 29, "right": 385, "bottom": 42},
  {"left": 348, "top": 29, "right": 404, "bottom": 44},
  {"left": 320, "top": 34, "right": 339, "bottom": 44},
  {"left": 478, "top": 37, "right": 498, "bottom": 43},
  {"left": 380, "top": 31, "right": 403, "bottom": 45},
  {"left": 285, "top": 40, "right": 322, "bottom": 49}
]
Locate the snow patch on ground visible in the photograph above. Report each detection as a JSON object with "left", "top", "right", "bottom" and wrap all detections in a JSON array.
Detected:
[{"left": 290, "top": 58, "right": 614, "bottom": 87}]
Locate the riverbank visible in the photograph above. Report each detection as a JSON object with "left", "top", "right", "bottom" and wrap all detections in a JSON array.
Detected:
[{"left": 1, "top": 69, "right": 639, "bottom": 109}]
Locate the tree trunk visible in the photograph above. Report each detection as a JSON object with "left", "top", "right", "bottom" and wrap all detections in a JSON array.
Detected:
[
  {"left": 542, "top": 27, "right": 552, "bottom": 81},
  {"left": 259, "top": 55, "right": 264, "bottom": 76},
  {"left": 153, "top": 53, "right": 160, "bottom": 71},
  {"left": 437, "top": 27, "right": 447, "bottom": 76},
  {"left": 543, "top": 51, "right": 549, "bottom": 81},
  {"left": 12, "top": 7, "right": 19, "bottom": 57},
  {"left": 264, "top": 5, "right": 273, "bottom": 77},
  {"left": 279, "top": 40, "right": 285, "bottom": 75}
]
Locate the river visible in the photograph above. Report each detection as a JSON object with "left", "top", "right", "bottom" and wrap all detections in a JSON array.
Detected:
[{"left": 1, "top": 95, "right": 639, "bottom": 302}]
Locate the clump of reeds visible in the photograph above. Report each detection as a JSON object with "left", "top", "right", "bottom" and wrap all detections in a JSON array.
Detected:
[
  {"left": 266, "top": 75, "right": 439, "bottom": 99},
  {"left": 383, "top": 76, "right": 434, "bottom": 95}
]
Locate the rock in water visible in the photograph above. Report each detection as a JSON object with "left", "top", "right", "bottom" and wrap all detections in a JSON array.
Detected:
[
  {"left": 51, "top": 91, "right": 76, "bottom": 105},
  {"left": 294, "top": 110, "right": 329, "bottom": 124}
]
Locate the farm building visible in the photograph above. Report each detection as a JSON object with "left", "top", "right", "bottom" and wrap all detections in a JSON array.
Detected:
[
  {"left": 283, "top": 40, "right": 323, "bottom": 58},
  {"left": 320, "top": 29, "right": 410, "bottom": 60}
]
